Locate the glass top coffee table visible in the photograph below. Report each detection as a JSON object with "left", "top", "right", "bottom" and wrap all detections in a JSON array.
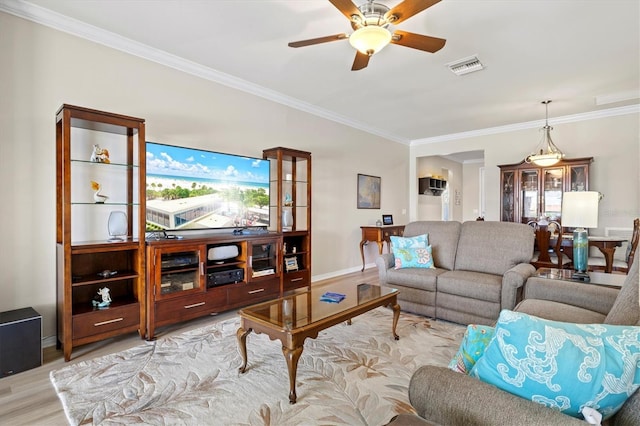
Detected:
[
  {"left": 533, "top": 268, "right": 626, "bottom": 289},
  {"left": 237, "top": 282, "right": 400, "bottom": 404}
]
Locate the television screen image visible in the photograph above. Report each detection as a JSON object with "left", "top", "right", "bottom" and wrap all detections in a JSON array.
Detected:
[{"left": 145, "top": 142, "right": 270, "bottom": 232}]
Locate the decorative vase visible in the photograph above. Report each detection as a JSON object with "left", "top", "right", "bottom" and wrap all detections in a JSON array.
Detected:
[
  {"left": 108, "top": 211, "right": 127, "bottom": 242},
  {"left": 282, "top": 209, "right": 293, "bottom": 230},
  {"left": 572, "top": 228, "right": 589, "bottom": 280}
]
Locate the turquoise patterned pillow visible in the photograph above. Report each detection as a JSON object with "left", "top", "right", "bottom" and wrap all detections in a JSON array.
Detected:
[
  {"left": 390, "top": 234, "right": 428, "bottom": 249},
  {"left": 390, "top": 234, "right": 434, "bottom": 269},
  {"left": 448, "top": 324, "right": 495, "bottom": 374},
  {"left": 470, "top": 310, "right": 640, "bottom": 420}
]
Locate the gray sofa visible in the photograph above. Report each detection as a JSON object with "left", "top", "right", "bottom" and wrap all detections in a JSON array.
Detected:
[
  {"left": 376, "top": 220, "right": 535, "bottom": 325},
  {"left": 403, "top": 255, "right": 640, "bottom": 426}
]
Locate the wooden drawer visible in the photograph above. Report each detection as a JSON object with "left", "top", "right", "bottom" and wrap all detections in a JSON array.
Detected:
[
  {"left": 227, "top": 279, "right": 280, "bottom": 305},
  {"left": 382, "top": 226, "right": 403, "bottom": 239},
  {"left": 73, "top": 304, "right": 140, "bottom": 340},
  {"left": 283, "top": 270, "right": 309, "bottom": 291},
  {"left": 155, "top": 290, "right": 226, "bottom": 324}
]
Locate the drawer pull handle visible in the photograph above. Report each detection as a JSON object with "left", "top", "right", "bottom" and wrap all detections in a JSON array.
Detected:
[
  {"left": 184, "top": 302, "right": 206, "bottom": 309},
  {"left": 94, "top": 318, "right": 124, "bottom": 327},
  {"left": 248, "top": 289, "right": 265, "bottom": 294},
  {"left": 290, "top": 278, "right": 303, "bottom": 282}
]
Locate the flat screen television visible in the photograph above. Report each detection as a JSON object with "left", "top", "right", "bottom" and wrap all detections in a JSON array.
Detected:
[{"left": 145, "top": 142, "right": 270, "bottom": 232}]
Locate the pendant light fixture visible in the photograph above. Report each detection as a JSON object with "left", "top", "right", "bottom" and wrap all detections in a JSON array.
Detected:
[{"left": 525, "top": 100, "right": 565, "bottom": 167}]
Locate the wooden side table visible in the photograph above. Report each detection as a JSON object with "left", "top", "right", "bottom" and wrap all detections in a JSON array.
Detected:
[{"left": 360, "top": 225, "right": 405, "bottom": 271}]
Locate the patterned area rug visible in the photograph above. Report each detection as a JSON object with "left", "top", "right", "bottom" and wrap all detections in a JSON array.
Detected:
[{"left": 50, "top": 308, "right": 464, "bottom": 425}]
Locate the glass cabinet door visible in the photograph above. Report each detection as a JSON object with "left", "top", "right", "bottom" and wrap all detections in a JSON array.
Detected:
[
  {"left": 157, "top": 249, "right": 203, "bottom": 298},
  {"left": 569, "top": 165, "right": 588, "bottom": 191},
  {"left": 542, "top": 167, "right": 564, "bottom": 220},
  {"left": 520, "top": 170, "right": 539, "bottom": 223},
  {"left": 249, "top": 240, "right": 278, "bottom": 279},
  {"left": 500, "top": 170, "right": 515, "bottom": 222}
]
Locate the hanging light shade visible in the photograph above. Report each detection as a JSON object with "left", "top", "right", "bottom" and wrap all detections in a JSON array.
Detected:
[
  {"left": 525, "top": 100, "right": 565, "bottom": 167},
  {"left": 349, "top": 25, "right": 392, "bottom": 56}
]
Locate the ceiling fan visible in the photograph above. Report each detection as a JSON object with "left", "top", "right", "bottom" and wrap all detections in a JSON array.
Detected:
[{"left": 288, "top": 0, "right": 446, "bottom": 71}]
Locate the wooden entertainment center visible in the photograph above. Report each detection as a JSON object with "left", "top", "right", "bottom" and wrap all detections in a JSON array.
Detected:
[
  {"left": 145, "top": 233, "right": 282, "bottom": 340},
  {"left": 56, "top": 106, "right": 313, "bottom": 357}
]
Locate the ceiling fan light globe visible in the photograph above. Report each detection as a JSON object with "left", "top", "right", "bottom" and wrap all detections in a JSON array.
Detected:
[{"left": 349, "top": 26, "right": 392, "bottom": 55}]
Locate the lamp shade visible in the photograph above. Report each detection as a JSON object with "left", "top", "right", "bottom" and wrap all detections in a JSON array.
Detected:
[
  {"left": 561, "top": 191, "right": 599, "bottom": 228},
  {"left": 349, "top": 26, "right": 392, "bottom": 55}
]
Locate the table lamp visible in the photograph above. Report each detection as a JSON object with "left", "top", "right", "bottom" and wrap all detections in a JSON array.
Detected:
[{"left": 561, "top": 191, "right": 599, "bottom": 281}]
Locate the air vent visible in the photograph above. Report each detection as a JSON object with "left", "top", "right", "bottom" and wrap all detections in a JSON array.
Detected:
[{"left": 446, "top": 55, "right": 485, "bottom": 76}]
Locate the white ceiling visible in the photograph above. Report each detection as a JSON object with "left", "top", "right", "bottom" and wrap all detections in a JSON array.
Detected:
[{"left": 6, "top": 0, "right": 640, "bottom": 146}]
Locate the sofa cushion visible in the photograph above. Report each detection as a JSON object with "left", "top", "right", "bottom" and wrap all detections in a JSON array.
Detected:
[
  {"left": 448, "top": 324, "right": 495, "bottom": 374},
  {"left": 455, "top": 221, "right": 534, "bottom": 275},
  {"left": 437, "top": 270, "right": 502, "bottom": 303},
  {"left": 470, "top": 310, "right": 640, "bottom": 420},
  {"left": 402, "top": 221, "right": 461, "bottom": 271},
  {"left": 385, "top": 267, "right": 442, "bottom": 292},
  {"left": 515, "top": 299, "right": 607, "bottom": 324}
]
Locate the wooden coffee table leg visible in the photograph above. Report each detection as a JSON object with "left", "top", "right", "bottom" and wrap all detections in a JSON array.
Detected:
[
  {"left": 237, "top": 327, "right": 252, "bottom": 373},
  {"left": 390, "top": 302, "right": 400, "bottom": 340},
  {"left": 282, "top": 345, "right": 304, "bottom": 404}
]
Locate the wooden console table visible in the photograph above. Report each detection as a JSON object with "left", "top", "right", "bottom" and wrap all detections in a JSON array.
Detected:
[{"left": 360, "top": 225, "right": 405, "bottom": 271}]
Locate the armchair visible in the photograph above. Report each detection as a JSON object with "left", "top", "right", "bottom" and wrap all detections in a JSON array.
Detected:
[{"left": 397, "top": 256, "right": 639, "bottom": 426}]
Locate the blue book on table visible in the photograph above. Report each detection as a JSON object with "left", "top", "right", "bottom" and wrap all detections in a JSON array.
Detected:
[{"left": 320, "top": 292, "right": 346, "bottom": 303}]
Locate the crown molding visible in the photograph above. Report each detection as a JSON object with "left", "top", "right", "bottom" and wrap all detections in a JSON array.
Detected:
[
  {"left": 0, "top": 0, "right": 409, "bottom": 145},
  {"left": 411, "top": 104, "right": 640, "bottom": 146}
]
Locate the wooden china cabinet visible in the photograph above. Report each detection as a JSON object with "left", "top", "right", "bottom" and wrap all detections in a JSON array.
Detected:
[
  {"left": 498, "top": 157, "right": 593, "bottom": 224},
  {"left": 56, "top": 105, "right": 146, "bottom": 361},
  {"left": 263, "top": 147, "right": 312, "bottom": 293}
]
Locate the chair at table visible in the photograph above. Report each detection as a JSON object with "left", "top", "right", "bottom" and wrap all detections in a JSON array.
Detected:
[
  {"left": 528, "top": 218, "right": 571, "bottom": 269},
  {"left": 589, "top": 218, "right": 639, "bottom": 274}
]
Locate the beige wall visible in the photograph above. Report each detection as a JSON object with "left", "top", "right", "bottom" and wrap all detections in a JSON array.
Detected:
[
  {"left": 462, "top": 162, "right": 484, "bottom": 221},
  {"left": 0, "top": 13, "right": 409, "bottom": 341},
  {"left": 410, "top": 113, "right": 640, "bottom": 231}
]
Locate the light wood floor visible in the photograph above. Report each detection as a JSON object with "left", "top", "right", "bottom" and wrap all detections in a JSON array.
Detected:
[{"left": 0, "top": 268, "right": 379, "bottom": 425}]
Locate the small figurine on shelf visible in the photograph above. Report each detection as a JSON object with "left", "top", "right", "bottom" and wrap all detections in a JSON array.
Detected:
[
  {"left": 91, "top": 180, "right": 108, "bottom": 203},
  {"left": 92, "top": 287, "right": 112, "bottom": 309},
  {"left": 284, "top": 192, "right": 293, "bottom": 207},
  {"left": 90, "top": 144, "right": 110, "bottom": 163},
  {"left": 283, "top": 242, "right": 287, "bottom": 254}
]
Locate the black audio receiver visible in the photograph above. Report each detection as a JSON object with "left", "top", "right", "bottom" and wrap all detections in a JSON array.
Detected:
[{"left": 207, "top": 268, "right": 244, "bottom": 287}]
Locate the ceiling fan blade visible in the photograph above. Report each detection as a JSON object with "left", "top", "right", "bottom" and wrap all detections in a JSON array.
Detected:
[
  {"left": 351, "top": 51, "right": 370, "bottom": 71},
  {"left": 385, "top": 0, "right": 441, "bottom": 24},
  {"left": 288, "top": 33, "right": 349, "bottom": 48},
  {"left": 328, "top": 0, "right": 363, "bottom": 22},
  {"left": 391, "top": 30, "right": 446, "bottom": 52}
]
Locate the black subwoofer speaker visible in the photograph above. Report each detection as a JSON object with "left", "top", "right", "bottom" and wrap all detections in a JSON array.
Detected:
[{"left": 0, "top": 307, "right": 42, "bottom": 377}]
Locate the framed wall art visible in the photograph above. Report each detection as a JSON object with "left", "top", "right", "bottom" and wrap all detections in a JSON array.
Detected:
[
  {"left": 357, "top": 174, "right": 381, "bottom": 209},
  {"left": 382, "top": 214, "right": 393, "bottom": 225}
]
